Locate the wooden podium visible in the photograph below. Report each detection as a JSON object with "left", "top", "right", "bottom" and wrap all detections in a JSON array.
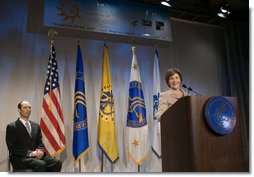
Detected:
[{"left": 160, "top": 96, "right": 245, "bottom": 172}]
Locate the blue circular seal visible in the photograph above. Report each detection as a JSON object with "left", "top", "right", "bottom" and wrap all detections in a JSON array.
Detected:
[{"left": 204, "top": 96, "right": 236, "bottom": 135}]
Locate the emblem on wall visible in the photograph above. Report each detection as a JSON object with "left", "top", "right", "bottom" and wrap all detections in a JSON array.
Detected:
[
  {"left": 57, "top": 1, "right": 81, "bottom": 23},
  {"left": 204, "top": 96, "right": 236, "bottom": 135}
]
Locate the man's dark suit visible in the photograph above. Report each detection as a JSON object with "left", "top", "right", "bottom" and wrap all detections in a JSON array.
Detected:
[{"left": 6, "top": 118, "right": 62, "bottom": 172}]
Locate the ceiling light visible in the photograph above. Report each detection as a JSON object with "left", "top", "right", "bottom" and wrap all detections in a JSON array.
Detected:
[
  {"left": 161, "top": 1, "right": 171, "bottom": 7},
  {"left": 143, "top": 33, "right": 151, "bottom": 37},
  {"left": 217, "top": 2, "right": 231, "bottom": 18},
  {"left": 217, "top": 12, "right": 226, "bottom": 18}
]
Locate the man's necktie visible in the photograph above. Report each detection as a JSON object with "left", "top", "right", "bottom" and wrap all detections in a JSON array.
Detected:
[{"left": 25, "top": 122, "right": 31, "bottom": 136}]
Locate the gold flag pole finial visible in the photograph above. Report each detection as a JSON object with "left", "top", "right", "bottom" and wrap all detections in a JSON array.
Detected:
[{"left": 48, "top": 29, "right": 58, "bottom": 41}]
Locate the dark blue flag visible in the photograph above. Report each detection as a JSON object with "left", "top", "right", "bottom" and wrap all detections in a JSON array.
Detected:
[{"left": 73, "top": 44, "right": 89, "bottom": 162}]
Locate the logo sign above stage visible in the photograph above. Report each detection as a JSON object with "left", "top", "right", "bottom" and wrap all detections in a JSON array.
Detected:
[
  {"left": 43, "top": 0, "right": 172, "bottom": 42},
  {"left": 204, "top": 96, "right": 236, "bottom": 135}
]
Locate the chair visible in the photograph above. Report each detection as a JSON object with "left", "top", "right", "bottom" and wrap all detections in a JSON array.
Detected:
[
  {"left": 8, "top": 152, "right": 33, "bottom": 172},
  {"left": 12, "top": 168, "right": 33, "bottom": 172},
  {"left": 9, "top": 161, "right": 33, "bottom": 172}
]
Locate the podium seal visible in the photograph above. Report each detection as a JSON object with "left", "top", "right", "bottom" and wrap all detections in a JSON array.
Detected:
[{"left": 204, "top": 96, "right": 236, "bottom": 135}]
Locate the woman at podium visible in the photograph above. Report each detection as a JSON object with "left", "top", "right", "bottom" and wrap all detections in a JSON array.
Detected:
[{"left": 156, "top": 68, "right": 187, "bottom": 120}]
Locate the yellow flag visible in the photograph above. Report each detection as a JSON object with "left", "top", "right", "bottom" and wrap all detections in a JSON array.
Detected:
[{"left": 98, "top": 45, "right": 119, "bottom": 163}]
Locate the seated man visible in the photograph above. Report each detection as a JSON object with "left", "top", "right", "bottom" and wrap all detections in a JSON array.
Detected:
[{"left": 6, "top": 100, "right": 62, "bottom": 172}]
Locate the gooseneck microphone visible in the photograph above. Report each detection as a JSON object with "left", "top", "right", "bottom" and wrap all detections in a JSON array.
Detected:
[
  {"left": 187, "top": 87, "right": 192, "bottom": 91},
  {"left": 182, "top": 84, "right": 187, "bottom": 89},
  {"left": 182, "top": 84, "right": 201, "bottom": 96},
  {"left": 182, "top": 84, "right": 190, "bottom": 95}
]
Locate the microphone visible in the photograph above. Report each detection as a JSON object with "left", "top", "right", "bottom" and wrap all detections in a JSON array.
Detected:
[
  {"left": 187, "top": 87, "right": 193, "bottom": 92},
  {"left": 182, "top": 84, "right": 187, "bottom": 89},
  {"left": 182, "top": 84, "right": 190, "bottom": 95},
  {"left": 182, "top": 84, "right": 201, "bottom": 96}
]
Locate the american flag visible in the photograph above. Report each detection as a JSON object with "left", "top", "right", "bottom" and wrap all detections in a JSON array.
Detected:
[{"left": 40, "top": 40, "right": 66, "bottom": 157}]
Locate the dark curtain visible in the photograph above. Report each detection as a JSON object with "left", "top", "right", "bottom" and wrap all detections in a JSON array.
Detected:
[{"left": 223, "top": 21, "right": 249, "bottom": 170}]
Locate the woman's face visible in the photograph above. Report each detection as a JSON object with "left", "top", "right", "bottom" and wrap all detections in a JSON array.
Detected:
[{"left": 168, "top": 73, "right": 181, "bottom": 90}]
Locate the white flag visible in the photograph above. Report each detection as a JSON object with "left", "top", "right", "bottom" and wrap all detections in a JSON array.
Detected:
[
  {"left": 151, "top": 50, "right": 162, "bottom": 158},
  {"left": 126, "top": 46, "right": 150, "bottom": 165}
]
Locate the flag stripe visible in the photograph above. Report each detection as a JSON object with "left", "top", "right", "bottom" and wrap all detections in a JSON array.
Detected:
[
  {"left": 44, "top": 147, "right": 50, "bottom": 155},
  {"left": 40, "top": 118, "right": 61, "bottom": 151},
  {"left": 51, "top": 88, "right": 64, "bottom": 121},
  {"left": 42, "top": 97, "right": 65, "bottom": 143},
  {"left": 52, "top": 88, "right": 65, "bottom": 132},
  {"left": 41, "top": 128, "right": 66, "bottom": 157},
  {"left": 41, "top": 114, "right": 65, "bottom": 148},
  {"left": 47, "top": 90, "right": 65, "bottom": 141}
]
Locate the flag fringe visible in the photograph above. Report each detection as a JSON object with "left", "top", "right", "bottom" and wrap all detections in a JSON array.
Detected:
[
  {"left": 98, "top": 142, "right": 119, "bottom": 164},
  {"left": 126, "top": 148, "right": 151, "bottom": 165},
  {"left": 73, "top": 147, "right": 90, "bottom": 163},
  {"left": 51, "top": 145, "right": 66, "bottom": 158}
]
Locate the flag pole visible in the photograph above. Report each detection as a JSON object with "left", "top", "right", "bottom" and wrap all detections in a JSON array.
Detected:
[
  {"left": 104, "top": 36, "right": 107, "bottom": 45},
  {"left": 77, "top": 39, "right": 81, "bottom": 174},
  {"left": 79, "top": 159, "right": 81, "bottom": 172},
  {"left": 101, "top": 151, "right": 104, "bottom": 172},
  {"left": 155, "top": 44, "right": 158, "bottom": 50},
  {"left": 132, "top": 37, "right": 135, "bottom": 47},
  {"left": 132, "top": 39, "right": 142, "bottom": 171},
  {"left": 47, "top": 29, "right": 58, "bottom": 112}
]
